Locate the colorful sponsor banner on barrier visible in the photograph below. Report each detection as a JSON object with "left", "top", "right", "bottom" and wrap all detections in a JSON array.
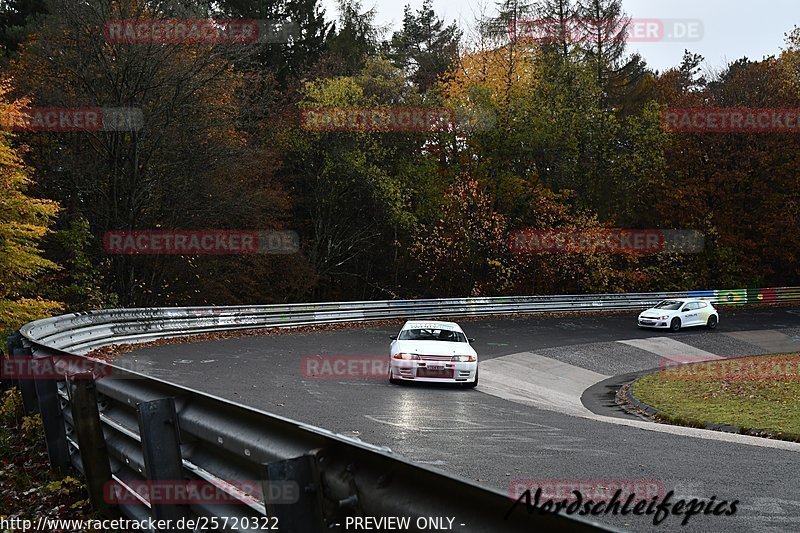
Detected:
[
  {"left": 686, "top": 288, "right": 792, "bottom": 305},
  {"left": 716, "top": 289, "right": 747, "bottom": 305},
  {"left": 687, "top": 290, "right": 716, "bottom": 299},
  {"left": 777, "top": 287, "right": 799, "bottom": 301},
  {"left": 747, "top": 288, "right": 777, "bottom": 303}
]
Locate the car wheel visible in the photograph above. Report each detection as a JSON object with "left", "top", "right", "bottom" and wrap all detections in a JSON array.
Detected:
[
  {"left": 670, "top": 318, "right": 682, "bottom": 332},
  {"left": 389, "top": 369, "right": 401, "bottom": 385},
  {"left": 464, "top": 369, "right": 478, "bottom": 389},
  {"left": 707, "top": 315, "right": 718, "bottom": 330}
]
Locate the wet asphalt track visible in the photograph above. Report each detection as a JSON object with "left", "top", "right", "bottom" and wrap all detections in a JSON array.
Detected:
[{"left": 118, "top": 308, "right": 800, "bottom": 533}]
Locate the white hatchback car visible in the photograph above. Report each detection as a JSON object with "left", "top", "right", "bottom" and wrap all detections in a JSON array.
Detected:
[
  {"left": 389, "top": 321, "right": 478, "bottom": 387},
  {"left": 638, "top": 298, "right": 719, "bottom": 332}
]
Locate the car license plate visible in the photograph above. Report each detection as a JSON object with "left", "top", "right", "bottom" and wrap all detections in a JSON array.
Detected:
[
  {"left": 427, "top": 364, "right": 445, "bottom": 370},
  {"left": 418, "top": 367, "right": 454, "bottom": 378}
]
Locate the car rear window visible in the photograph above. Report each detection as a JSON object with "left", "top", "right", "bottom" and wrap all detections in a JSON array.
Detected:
[{"left": 398, "top": 328, "right": 467, "bottom": 342}]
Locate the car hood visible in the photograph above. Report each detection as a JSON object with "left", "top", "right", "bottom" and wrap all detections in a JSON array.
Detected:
[{"left": 392, "top": 340, "right": 477, "bottom": 357}]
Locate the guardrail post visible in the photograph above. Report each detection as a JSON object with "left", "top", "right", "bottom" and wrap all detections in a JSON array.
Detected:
[
  {"left": 3, "top": 335, "right": 40, "bottom": 414},
  {"left": 32, "top": 348, "right": 70, "bottom": 472},
  {"left": 68, "top": 373, "right": 117, "bottom": 518},
  {"left": 262, "top": 453, "right": 325, "bottom": 532},
  {"left": 136, "top": 398, "right": 189, "bottom": 531},
  {"left": 16, "top": 345, "right": 40, "bottom": 415}
]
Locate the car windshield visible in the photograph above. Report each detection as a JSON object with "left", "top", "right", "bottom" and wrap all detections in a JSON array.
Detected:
[
  {"left": 653, "top": 301, "right": 684, "bottom": 311},
  {"left": 398, "top": 328, "right": 467, "bottom": 343}
]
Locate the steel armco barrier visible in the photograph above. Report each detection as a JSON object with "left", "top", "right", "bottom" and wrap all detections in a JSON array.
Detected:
[
  {"left": 8, "top": 287, "right": 800, "bottom": 532},
  {"left": 18, "top": 287, "right": 800, "bottom": 355}
]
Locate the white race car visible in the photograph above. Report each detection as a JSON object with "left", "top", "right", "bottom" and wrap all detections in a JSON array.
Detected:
[
  {"left": 389, "top": 320, "right": 478, "bottom": 387},
  {"left": 637, "top": 298, "right": 719, "bottom": 332}
]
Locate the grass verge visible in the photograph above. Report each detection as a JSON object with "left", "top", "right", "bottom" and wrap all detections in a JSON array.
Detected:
[{"left": 632, "top": 354, "right": 800, "bottom": 441}]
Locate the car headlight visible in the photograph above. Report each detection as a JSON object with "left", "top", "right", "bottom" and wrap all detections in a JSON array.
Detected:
[
  {"left": 392, "top": 353, "right": 419, "bottom": 360},
  {"left": 660, "top": 316, "right": 669, "bottom": 320},
  {"left": 452, "top": 355, "right": 477, "bottom": 363}
]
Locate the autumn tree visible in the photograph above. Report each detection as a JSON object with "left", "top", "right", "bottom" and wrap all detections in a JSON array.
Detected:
[
  {"left": 439, "top": 29, "right": 541, "bottom": 217},
  {"left": 439, "top": 34, "right": 651, "bottom": 222},
  {"left": 410, "top": 178, "right": 519, "bottom": 297},
  {"left": 288, "top": 57, "right": 443, "bottom": 299},
  {"left": 0, "top": 80, "right": 61, "bottom": 328},
  {"left": 11, "top": 0, "right": 308, "bottom": 305},
  {"left": 650, "top": 48, "right": 800, "bottom": 288}
]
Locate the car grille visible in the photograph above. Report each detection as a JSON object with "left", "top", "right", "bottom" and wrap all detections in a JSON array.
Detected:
[{"left": 418, "top": 355, "right": 453, "bottom": 361}]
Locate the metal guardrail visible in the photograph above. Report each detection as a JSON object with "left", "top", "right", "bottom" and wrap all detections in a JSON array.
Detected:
[
  {"left": 4, "top": 341, "right": 611, "bottom": 533},
  {"left": 18, "top": 287, "right": 800, "bottom": 354},
  {"left": 6, "top": 287, "right": 800, "bottom": 532}
]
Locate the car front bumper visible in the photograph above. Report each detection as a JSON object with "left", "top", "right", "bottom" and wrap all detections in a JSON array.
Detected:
[
  {"left": 637, "top": 318, "right": 670, "bottom": 328},
  {"left": 390, "top": 360, "right": 477, "bottom": 383}
]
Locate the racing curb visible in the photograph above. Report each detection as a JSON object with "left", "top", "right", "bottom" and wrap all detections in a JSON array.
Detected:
[{"left": 621, "top": 375, "right": 800, "bottom": 443}]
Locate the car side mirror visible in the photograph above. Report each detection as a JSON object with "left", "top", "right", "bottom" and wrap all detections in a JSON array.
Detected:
[
  {"left": 468, "top": 338, "right": 476, "bottom": 343},
  {"left": 390, "top": 335, "right": 397, "bottom": 340}
]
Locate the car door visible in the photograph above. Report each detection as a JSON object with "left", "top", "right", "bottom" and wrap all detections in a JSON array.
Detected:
[
  {"left": 696, "top": 302, "right": 709, "bottom": 325},
  {"left": 681, "top": 302, "right": 701, "bottom": 326}
]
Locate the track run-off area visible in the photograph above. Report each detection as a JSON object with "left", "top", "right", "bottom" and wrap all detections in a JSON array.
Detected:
[{"left": 117, "top": 307, "right": 800, "bottom": 532}]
